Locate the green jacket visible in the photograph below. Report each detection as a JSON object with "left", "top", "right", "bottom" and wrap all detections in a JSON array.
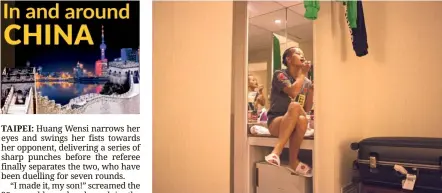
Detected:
[
  {"left": 304, "top": 0, "right": 320, "bottom": 20},
  {"left": 304, "top": 0, "right": 357, "bottom": 29},
  {"left": 344, "top": 1, "right": 357, "bottom": 28}
]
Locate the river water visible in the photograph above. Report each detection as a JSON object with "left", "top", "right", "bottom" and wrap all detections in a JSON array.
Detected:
[{"left": 36, "top": 82, "right": 104, "bottom": 105}]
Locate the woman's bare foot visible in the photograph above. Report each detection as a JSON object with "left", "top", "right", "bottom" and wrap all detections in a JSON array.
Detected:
[
  {"left": 285, "top": 160, "right": 313, "bottom": 177},
  {"left": 265, "top": 153, "right": 281, "bottom": 166},
  {"left": 290, "top": 159, "right": 301, "bottom": 171}
]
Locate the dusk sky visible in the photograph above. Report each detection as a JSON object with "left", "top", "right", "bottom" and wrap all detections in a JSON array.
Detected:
[{"left": 1, "top": 1, "right": 140, "bottom": 72}]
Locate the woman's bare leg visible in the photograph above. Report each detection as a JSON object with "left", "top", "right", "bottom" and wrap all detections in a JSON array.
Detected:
[
  {"left": 268, "top": 102, "right": 302, "bottom": 156},
  {"left": 289, "top": 115, "right": 308, "bottom": 169}
]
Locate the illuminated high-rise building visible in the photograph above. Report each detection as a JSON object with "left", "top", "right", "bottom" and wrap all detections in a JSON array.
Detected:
[
  {"left": 37, "top": 66, "right": 43, "bottom": 74},
  {"left": 95, "top": 59, "right": 108, "bottom": 76},
  {"left": 121, "top": 48, "right": 139, "bottom": 62},
  {"left": 101, "top": 59, "right": 108, "bottom": 77},
  {"left": 94, "top": 25, "right": 108, "bottom": 77},
  {"left": 95, "top": 60, "right": 102, "bottom": 76},
  {"left": 100, "top": 25, "right": 107, "bottom": 61},
  {"left": 74, "top": 61, "right": 85, "bottom": 78}
]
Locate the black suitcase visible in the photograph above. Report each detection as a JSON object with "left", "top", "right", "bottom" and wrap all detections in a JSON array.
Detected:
[
  {"left": 351, "top": 137, "right": 442, "bottom": 193},
  {"left": 361, "top": 184, "right": 410, "bottom": 193}
]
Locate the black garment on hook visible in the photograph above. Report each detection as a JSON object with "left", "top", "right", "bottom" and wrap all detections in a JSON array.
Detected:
[{"left": 349, "top": 0, "right": 368, "bottom": 57}]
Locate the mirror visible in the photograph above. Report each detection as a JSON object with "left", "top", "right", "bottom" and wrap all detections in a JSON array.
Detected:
[{"left": 247, "top": 1, "right": 313, "bottom": 124}]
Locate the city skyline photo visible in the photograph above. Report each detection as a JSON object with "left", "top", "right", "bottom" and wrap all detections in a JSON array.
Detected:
[
  {"left": 1, "top": 1, "right": 141, "bottom": 114},
  {"left": 2, "top": 1, "right": 140, "bottom": 72}
]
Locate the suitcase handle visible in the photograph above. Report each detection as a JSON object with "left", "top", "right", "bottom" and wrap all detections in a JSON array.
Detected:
[
  {"left": 353, "top": 160, "right": 359, "bottom": 170},
  {"left": 394, "top": 170, "right": 406, "bottom": 178},
  {"left": 350, "top": 142, "right": 359, "bottom": 150}
]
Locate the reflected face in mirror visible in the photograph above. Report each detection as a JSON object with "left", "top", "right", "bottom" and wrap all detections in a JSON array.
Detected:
[
  {"left": 248, "top": 75, "right": 258, "bottom": 91},
  {"left": 284, "top": 47, "right": 306, "bottom": 68}
]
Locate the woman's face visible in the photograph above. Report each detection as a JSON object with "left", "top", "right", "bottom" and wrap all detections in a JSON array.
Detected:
[
  {"left": 287, "top": 48, "right": 305, "bottom": 67},
  {"left": 248, "top": 76, "right": 258, "bottom": 88}
]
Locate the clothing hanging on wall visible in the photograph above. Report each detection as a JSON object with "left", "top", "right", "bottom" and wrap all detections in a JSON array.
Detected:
[
  {"left": 304, "top": 0, "right": 320, "bottom": 20},
  {"left": 344, "top": 1, "right": 358, "bottom": 28},
  {"left": 303, "top": 1, "right": 367, "bottom": 56},
  {"left": 272, "top": 34, "right": 281, "bottom": 72},
  {"left": 303, "top": 0, "right": 357, "bottom": 27},
  {"left": 345, "top": 0, "right": 368, "bottom": 57}
]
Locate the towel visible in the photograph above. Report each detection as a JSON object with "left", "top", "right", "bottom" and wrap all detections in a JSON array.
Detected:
[
  {"left": 250, "top": 125, "right": 271, "bottom": 136},
  {"left": 305, "top": 128, "right": 315, "bottom": 137}
]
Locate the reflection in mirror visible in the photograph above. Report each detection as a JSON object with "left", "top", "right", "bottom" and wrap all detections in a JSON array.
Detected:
[
  {"left": 248, "top": 22, "right": 272, "bottom": 122},
  {"left": 246, "top": 1, "right": 316, "bottom": 179},
  {"left": 247, "top": 1, "right": 313, "bottom": 125},
  {"left": 248, "top": 3, "right": 286, "bottom": 123}
]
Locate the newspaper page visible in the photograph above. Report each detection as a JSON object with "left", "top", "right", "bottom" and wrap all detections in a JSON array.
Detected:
[{"left": 1, "top": 1, "right": 149, "bottom": 193}]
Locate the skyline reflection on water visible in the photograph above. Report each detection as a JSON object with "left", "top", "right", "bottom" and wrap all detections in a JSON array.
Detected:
[{"left": 36, "top": 82, "right": 104, "bottom": 105}]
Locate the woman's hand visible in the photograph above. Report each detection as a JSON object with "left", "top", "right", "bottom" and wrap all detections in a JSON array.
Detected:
[
  {"left": 255, "top": 92, "right": 265, "bottom": 107},
  {"left": 296, "top": 61, "right": 311, "bottom": 77},
  {"left": 301, "top": 61, "right": 312, "bottom": 75},
  {"left": 258, "top": 84, "right": 264, "bottom": 94}
]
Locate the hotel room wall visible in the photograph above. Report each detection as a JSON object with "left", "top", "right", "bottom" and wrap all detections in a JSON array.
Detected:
[
  {"left": 249, "top": 28, "right": 272, "bottom": 106},
  {"left": 153, "top": 2, "right": 232, "bottom": 193},
  {"left": 314, "top": 1, "right": 442, "bottom": 192},
  {"left": 299, "top": 41, "right": 313, "bottom": 66}
]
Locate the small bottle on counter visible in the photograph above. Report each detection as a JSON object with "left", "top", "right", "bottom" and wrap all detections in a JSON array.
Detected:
[
  {"left": 251, "top": 110, "right": 258, "bottom": 121},
  {"left": 247, "top": 102, "right": 254, "bottom": 121}
]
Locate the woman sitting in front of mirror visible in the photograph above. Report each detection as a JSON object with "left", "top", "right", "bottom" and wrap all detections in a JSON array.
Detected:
[
  {"left": 248, "top": 75, "right": 266, "bottom": 115},
  {"left": 265, "top": 47, "right": 314, "bottom": 177}
]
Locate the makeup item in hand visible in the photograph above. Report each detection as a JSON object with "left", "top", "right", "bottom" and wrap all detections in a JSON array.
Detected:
[{"left": 248, "top": 102, "right": 255, "bottom": 111}]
